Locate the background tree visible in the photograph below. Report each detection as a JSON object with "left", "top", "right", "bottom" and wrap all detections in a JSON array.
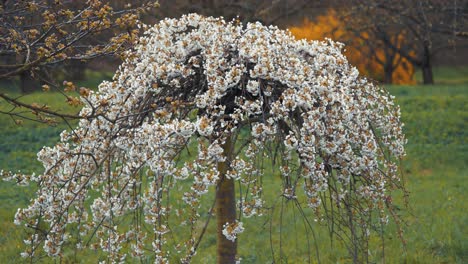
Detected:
[
  {"left": 289, "top": 9, "right": 416, "bottom": 84},
  {"left": 0, "top": 0, "right": 158, "bottom": 121},
  {"left": 156, "top": 0, "right": 325, "bottom": 26},
  {"left": 347, "top": 0, "right": 468, "bottom": 84},
  {"left": 5, "top": 14, "right": 406, "bottom": 263}
]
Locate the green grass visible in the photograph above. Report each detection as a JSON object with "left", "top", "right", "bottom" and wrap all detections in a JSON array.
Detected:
[
  {"left": 384, "top": 83, "right": 467, "bottom": 263},
  {"left": 414, "top": 66, "right": 468, "bottom": 84},
  {"left": 0, "top": 69, "right": 467, "bottom": 263}
]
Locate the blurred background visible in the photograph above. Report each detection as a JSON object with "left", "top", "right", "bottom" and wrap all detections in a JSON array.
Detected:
[{"left": 0, "top": 1, "right": 467, "bottom": 263}]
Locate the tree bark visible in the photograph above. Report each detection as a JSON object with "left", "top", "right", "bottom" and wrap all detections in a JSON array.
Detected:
[
  {"left": 216, "top": 137, "right": 237, "bottom": 264},
  {"left": 383, "top": 62, "right": 393, "bottom": 84},
  {"left": 421, "top": 44, "right": 434, "bottom": 84},
  {"left": 422, "top": 65, "right": 434, "bottom": 85}
]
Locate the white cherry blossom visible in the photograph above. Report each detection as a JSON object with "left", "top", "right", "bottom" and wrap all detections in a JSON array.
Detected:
[{"left": 6, "top": 14, "right": 406, "bottom": 263}]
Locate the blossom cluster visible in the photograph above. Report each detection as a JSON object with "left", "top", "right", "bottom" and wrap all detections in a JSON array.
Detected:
[
  {"left": 222, "top": 221, "right": 245, "bottom": 242},
  {"left": 10, "top": 14, "right": 405, "bottom": 262}
]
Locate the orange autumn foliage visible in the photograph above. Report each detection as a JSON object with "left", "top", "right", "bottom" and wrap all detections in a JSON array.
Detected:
[{"left": 289, "top": 10, "right": 415, "bottom": 84}]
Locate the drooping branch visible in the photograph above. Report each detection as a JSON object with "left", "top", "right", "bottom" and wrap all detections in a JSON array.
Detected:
[{"left": 7, "top": 14, "right": 406, "bottom": 263}]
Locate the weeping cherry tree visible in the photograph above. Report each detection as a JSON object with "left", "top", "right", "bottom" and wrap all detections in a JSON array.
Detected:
[{"left": 5, "top": 14, "right": 406, "bottom": 263}]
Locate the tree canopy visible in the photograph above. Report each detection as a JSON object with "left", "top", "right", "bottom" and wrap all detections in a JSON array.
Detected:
[{"left": 5, "top": 14, "right": 406, "bottom": 263}]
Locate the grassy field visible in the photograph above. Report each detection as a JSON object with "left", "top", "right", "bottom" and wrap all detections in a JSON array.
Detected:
[{"left": 0, "top": 69, "right": 466, "bottom": 263}]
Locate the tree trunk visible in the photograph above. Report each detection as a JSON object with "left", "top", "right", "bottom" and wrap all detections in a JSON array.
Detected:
[
  {"left": 20, "top": 70, "right": 39, "bottom": 93},
  {"left": 421, "top": 64, "right": 434, "bottom": 85},
  {"left": 421, "top": 44, "right": 434, "bottom": 84},
  {"left": 216, "top": 137, "right": 236, "bottom": 264},
  {"left": 383, "top": 63, "right": 393, "bottom": 84}
]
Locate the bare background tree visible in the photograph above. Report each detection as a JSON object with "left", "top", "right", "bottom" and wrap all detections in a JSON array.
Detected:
[
  {"left": 0, "top": 0, "right": 158, "bottom": 122},
  {"left": 156, "top": 0, "right": 331, "bottom": 26},
  {"left": 344, "top": 0, "right": 468, "bottom": 84}
]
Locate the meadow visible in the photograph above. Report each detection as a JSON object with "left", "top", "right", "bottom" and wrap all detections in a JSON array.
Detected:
[{"left": 0, "top": 67, "right": 466, "bottom": 263}]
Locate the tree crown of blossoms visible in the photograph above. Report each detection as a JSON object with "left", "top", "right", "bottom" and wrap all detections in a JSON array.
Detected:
[{"left": 8, "top": 14, "right": 405, "bottom": 263}]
